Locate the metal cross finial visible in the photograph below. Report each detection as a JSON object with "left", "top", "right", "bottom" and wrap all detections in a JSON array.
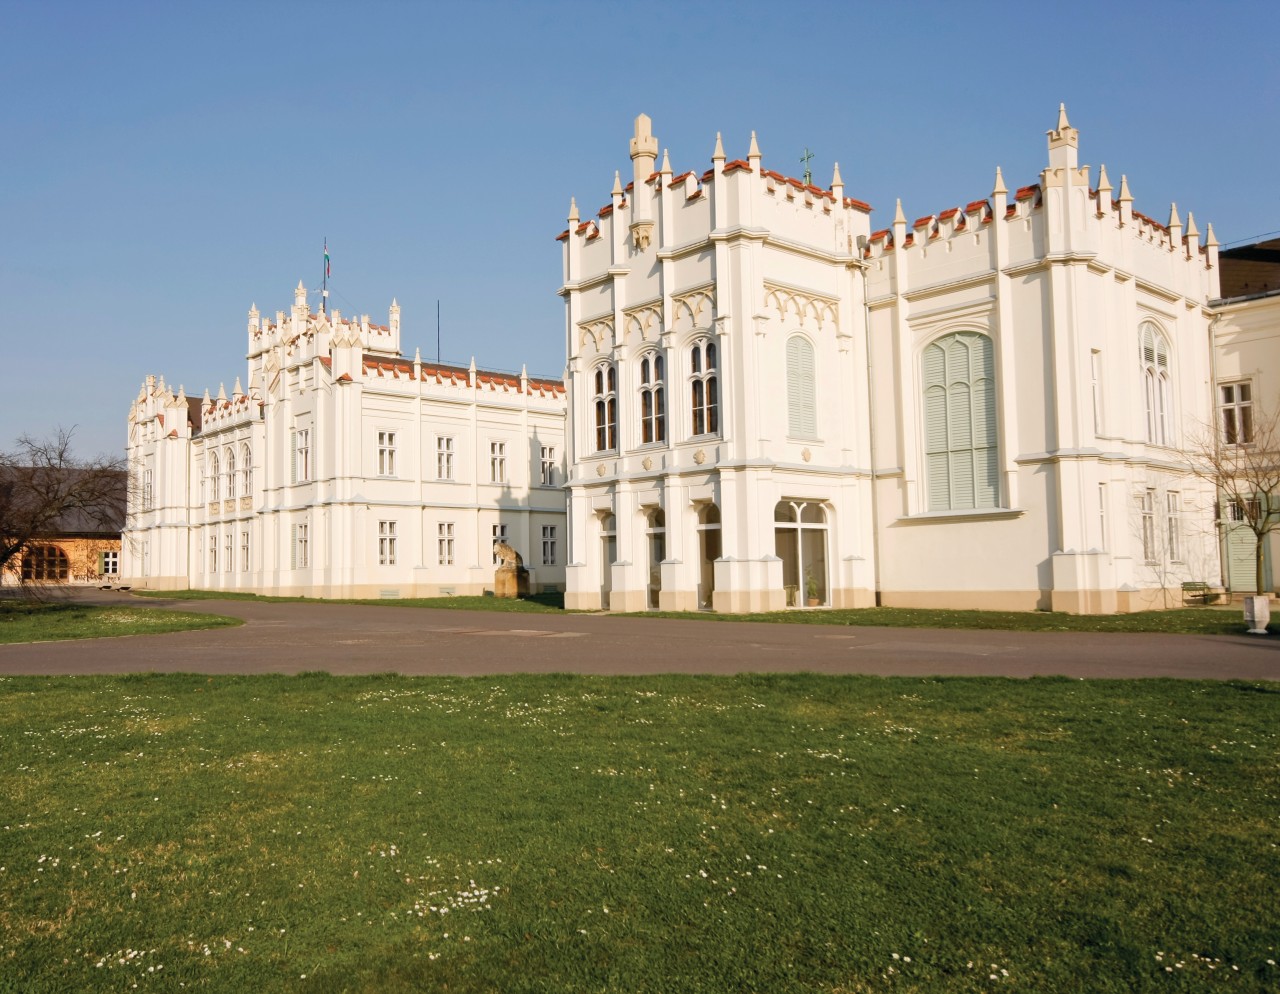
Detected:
[{"left": 800, "top": 147, "right": 814, "bottom": 186}]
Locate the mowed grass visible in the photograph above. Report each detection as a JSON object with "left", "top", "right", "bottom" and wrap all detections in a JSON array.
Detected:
[
  {"left": 0, "top": 600, "right": 241, "bottom": 644},
  {"left": 137, "top": 587, "right": 1267, "bottom": 634},
  {"left": 135, "top": 589, "right": 567, "bottom": 614},
  {"left": 1, "top": 674, "right": 1277, "bottom": 993}
]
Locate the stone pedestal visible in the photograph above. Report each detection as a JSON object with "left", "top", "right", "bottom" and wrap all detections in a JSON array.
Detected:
[
  {"left": 495, "top": 565, "right": 530, "bottom": 599},
  {"left": 1244, "top": 594, "right": 1271, "bottom": 635}
]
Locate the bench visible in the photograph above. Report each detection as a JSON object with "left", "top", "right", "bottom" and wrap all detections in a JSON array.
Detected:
[{"left": 1182, "top": 581, "right": 1212, "bottom": 605}]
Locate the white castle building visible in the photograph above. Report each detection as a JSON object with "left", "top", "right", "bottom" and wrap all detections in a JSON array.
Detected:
[
  {"left": 122, "top": 286, "right": 567, "bottom": 597},
  {"left": 557, "top": 109, "right": 1224, "bottom": 613},
  {"left": 125, "top": 107, "right": 1256, "bottom": 614}
]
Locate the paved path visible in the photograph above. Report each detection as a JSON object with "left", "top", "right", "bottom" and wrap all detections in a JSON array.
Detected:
[{"left": 2, "top": 590, "right": 1278, "bottom": 679}]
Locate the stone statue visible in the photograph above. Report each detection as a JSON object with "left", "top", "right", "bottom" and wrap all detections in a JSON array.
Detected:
[{"left": 493, "top": 540, "right": 529, "bottom": 599}]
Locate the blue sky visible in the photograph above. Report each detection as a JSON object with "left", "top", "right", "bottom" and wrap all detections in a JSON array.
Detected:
[{"left": 3, "top": 0, "right": 1277, "bottom": 458}]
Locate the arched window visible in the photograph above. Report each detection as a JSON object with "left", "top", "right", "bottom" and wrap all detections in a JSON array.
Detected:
[
  {"left": 1141, "top": 322, "right": 1171, "bottom": 445},
  {"left": 225, "top": 448, "right": 236, "bottom": 499},
  {"left": 690, "top": 339, "right": 719, "bottom": 436},
  {"left": 241, "top": 443, "right": 252, "bottom": 497},
  {"left": 774, "top": 500, "right": 828, "bottom": 606},
  {"left": 22, "top": 546, "right": 69, "bottom": 582},
  {"left": 208, "top": 453, "right": 219, "bottom": 503},
  {"left": 923, "top": 332, "right": 998, "bottom": 511},
  {"left": 593, "top": 364, "right": 617, "bottom": 451},
  {"left": 639, "top": 353, "right": 666, "bottom": 444},
  {"left": 786, "top": 335, "right": 816, "bottom": 438}
]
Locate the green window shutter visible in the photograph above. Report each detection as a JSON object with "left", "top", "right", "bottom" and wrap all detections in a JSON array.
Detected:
[
  {"left": 923, "top": 333, "right": 998, "bottom": 511},
  {"left": 98, "top": 551, "right": 106, "bottom": 573},
  {"left": 786, "top": 336, "right": 816, "bottom": 437}
]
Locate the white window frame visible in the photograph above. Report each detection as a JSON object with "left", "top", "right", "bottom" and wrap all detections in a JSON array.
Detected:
[
  {"left": 1166, "top": 491, "right": 1182, "bottom": 562},
  {"left": 292, "top": 521, "right": 309, "bottom": 569},
  {"left": 1141, "top": 323, "right": 1171, "bottom": 446},
  {"left": 437, "top": 522, "right": 455, "bottom": 566},
  {"left": 437, "top": 436, "right": 455, "bottom": 481},
  {"left": 540, "top": 445, "right": 556, "bottom": 486},
  {"left": 378, "top": 520, "right": 397, "bottom": 566},
  {"left": 542, "top": 525, "right": 556, "bottom": 566},
  {"left": 292, "top": 428, "right": 312, "bottom": 483},
  {"left": 638, "top": 352, "right": 666, "bottom": 445},
  {"left": 490, "top": 441, "right": 506, "bottom": 484},
  {"left": 592, "top": 363, "right": 618, "bottom": 452},
  {"left": 240, "top": 530, "right": 250, "bottom": 572},
  {"left": 1219, "top": 381, "right": 1254, "bottom": 446},
  {"left": 377, "top": 431, "right": 397, "bottom": 477},
  {"left": 689, "top": 339, "right": 719, "bottom": 438},
  {"left": 1140, "top": 489, "right": 1157, "bottom": 563},
  {"left": 492, "top": 523, "right": 508, "bottom": 565}
]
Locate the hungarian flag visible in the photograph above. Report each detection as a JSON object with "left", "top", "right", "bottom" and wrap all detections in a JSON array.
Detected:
[{"left": 324, "top": 241, "right": 330, "bottom": 279}]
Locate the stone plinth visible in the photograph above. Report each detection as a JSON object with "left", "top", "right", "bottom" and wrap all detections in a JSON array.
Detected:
[{"left": 495, "top": 565, "right": 530, "bottom": 599}]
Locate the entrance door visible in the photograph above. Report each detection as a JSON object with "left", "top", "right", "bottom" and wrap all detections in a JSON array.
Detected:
[
  {"left": 697, "top": 504, "right": 721, "bottom": 609},
  {"left": 600, "top": 514, "right": 616, "bottom": 609},
  {"left": 647, "top": 509, "right": 665, "bottom": 610},
  {"left": 773, "top": 500, "right": 828, "bottom": 606}
]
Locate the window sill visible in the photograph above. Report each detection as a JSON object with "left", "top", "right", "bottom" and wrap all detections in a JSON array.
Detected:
[{"left": 894, "top": 507, "right": 1025, "bottom": 525}]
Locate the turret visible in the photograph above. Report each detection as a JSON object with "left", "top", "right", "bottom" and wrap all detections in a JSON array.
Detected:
[
  {"left": 1046, "top": 102, "right": 1078, "bottom": 172},
  {"left": 629, "top": 113, "right": 657, "bottom": 250}
]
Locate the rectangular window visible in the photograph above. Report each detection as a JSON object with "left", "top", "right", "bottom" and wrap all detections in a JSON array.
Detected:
[
  {"left": 292, "top": 428, "right": 312, "bottom": 483},
  {"left": 209, "top": 534, "right": 217, "bottom": 574},
  {"left": 540, "top": 445, "right": 556, "bottom": 486},
  {"left": 224, "top": 533, "right": 232, "bottom": 573},
  {"left": 1140, "top": 489, "right": 1156, "bottom": 563},
  {"left": 1090, "top": 349, "right": 1103, "bottom": 436},
  {"left": 490, "top": 441, "right": 506, "bottom": 484},
  {"left": 378, "top": 520, "right": 397, "bottom": 566},
  {"left": 292, "top": 522, "right": 309, "bottom": 569},
  {"left": 99, "top": 550, "right": 120, "bottom": 576},
  {"left": 1220, "top": 382, "right": 1254, "bottom": 445},
  {"left": 492, "top": 523, "right": 508, "bottom": 565},
  {"left": 1097, "top": 483, "right": 1108, "bottom": 553},
  {"left": 377, "top": 431, "right": 397, "bottom": 476},
  {"left": 437, "top": 522, "right": 455, "bottom": 566},
  {"left": 240, "top": 531, "right": 250, "bottom": 572},
  {"left": 143, "top": 469, "right": 154, "bottom": 510},
  {"left": 1166, "top": 491, "right": 1182, "bottom": 562},
  {"left": 437, "top": 436, "right": 454, "bottom": 480},
  {"left": 542, "top": 525, "right": 557, "bottom": 566}
]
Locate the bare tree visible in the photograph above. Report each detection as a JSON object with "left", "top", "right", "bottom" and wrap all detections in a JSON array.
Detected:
[
  {"left": 0, "top": 429, "right": 126, "bottom": 585},
  {"left": 1185, "top": 399, "right": 1280, "bottom": 596}
]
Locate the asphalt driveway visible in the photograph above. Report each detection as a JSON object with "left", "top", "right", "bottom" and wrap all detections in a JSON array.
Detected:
[{"left": 2, "top": 590, "right": 1278, "bottom": 679}]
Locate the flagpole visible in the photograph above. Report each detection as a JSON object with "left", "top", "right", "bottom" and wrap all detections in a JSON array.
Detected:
[{"left": 321, "top": 238, "right": 330, "bottom": 315}]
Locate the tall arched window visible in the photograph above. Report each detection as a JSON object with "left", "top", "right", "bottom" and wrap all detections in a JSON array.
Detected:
[
  {"left": 639, "top": 353, "right": 666, "bottom": 444},
  {"left": 690, "top": 339, "right": 719, "bottom": 436},
  {"left": 225, "top": 448, "right": 236, "bottom": 499},
  {"left": 923, "top": 332, "right": 998, "bottom": 511},
  {"left": 241, "top": 443, "right": 252, "bottom": 497},
  {"left": 208, "top": 452, "right": 219, "bottom": 504},
  {"left": 1141, "top": 322, "right": 1171, "bottom": 445},
  {"left": 786, "top": 335, "right": 816, "bottom": 438},
  {"left": 593, "top": 364, "right": 617, "bottom": 451}
]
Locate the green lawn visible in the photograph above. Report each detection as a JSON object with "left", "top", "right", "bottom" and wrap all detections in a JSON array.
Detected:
[
  {"left": 1, "top": 674, "right": 1276, "bottom": 993},
  {"left": 0, "top": 600, "right": 242, "bottom": 644},
  {"left": 136, "top": 588, "right": 1268, "bottom": 635}
]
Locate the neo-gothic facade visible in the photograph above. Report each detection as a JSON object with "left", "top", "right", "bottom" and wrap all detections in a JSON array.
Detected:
[
  {"left": 557, "top": 109, "right": 1224, "bottom": 613},
  {"left": 122, "top": 285, "right": 567, "bottom": 597}
]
